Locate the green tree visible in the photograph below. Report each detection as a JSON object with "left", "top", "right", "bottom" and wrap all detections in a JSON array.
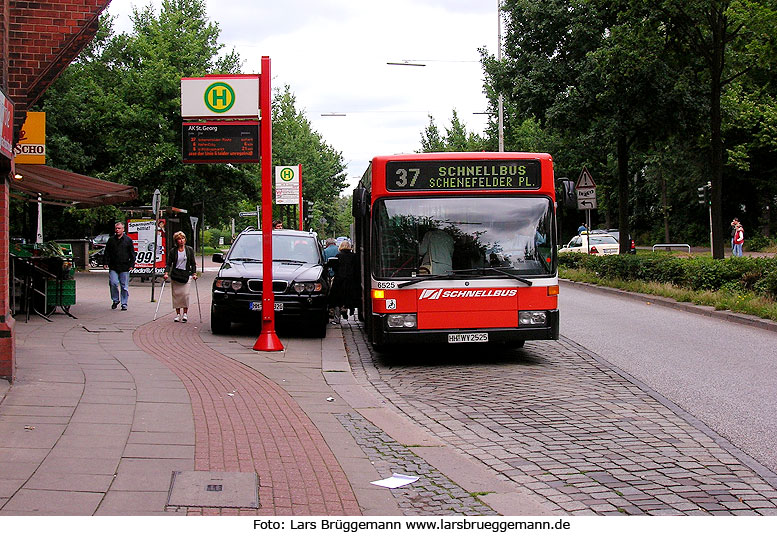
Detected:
[
  {"left": 271, "top": 86, "right": 347, "bottom": 234},
  {"left": 658, "top": 0, "right": 777, "bottom": 257},
  {"left": 419, "top": 110, "right": 486, "bottom": 152},
  {"left": 37, "top": 0, "right": 253, "bottom": 237},
  {"left": 34, "top": 0, "right": 350, "bottom": 242},
  {"left": 484, "top": 0, "right": 689, "bottom": 254}
]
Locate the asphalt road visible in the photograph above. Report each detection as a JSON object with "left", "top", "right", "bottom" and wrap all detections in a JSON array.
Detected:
[{"left": 559, "top": 283, "right": 777, "bottom": 475}]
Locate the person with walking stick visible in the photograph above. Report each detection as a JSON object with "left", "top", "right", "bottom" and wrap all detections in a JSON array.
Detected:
[{"left": 163, "top": 231, "right": 197, "bottom": 322}]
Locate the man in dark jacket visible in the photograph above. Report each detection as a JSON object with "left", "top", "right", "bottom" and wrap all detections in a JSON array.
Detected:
[{"left": 103, "top": 221, "right": 136, "bottom": 310}]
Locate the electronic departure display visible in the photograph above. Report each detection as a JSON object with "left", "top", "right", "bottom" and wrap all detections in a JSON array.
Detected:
[
  {"left": 182, "top": 122, "right": 259, "bottom": 163},
  {"left": 385, "top": 160, "right": 541, "bottom": 191}
]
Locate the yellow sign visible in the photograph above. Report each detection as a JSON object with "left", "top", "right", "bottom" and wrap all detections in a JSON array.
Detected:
[{"left": 14, "top": 111, "right": 46, "bottom": 164}]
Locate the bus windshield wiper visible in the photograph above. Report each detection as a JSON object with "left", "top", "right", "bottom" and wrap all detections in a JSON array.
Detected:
[
  {"left": 230, "top": 257, "right": 261, "bottom": 262},
  {"left": 397, "top": 272, "right": 457, "bottom": 288},
  {"left": 478, "top": 267, "right": 533, "bottom": 286},
  {"left": 273, "top": 258, "right": 304, "bottom": 264},
  {"left": 396, "top": 268, "right": 532, "bottom": 288}
]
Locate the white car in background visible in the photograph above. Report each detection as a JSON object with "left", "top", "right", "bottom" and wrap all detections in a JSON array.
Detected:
[{"left": 559, "top": 233, "right": 620, "bottom": 256}]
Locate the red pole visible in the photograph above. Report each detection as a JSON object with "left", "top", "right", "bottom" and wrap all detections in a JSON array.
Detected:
[
  {"left": 298, "top": 163, "right": 303, "bottom": 231},
  {"left": 254, "top": 56, "right": 283, "bottom": 352}
]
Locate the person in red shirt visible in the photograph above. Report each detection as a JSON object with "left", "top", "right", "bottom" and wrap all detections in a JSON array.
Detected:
[{"left": 733, "top": 223, "right": 744, "bottom": 257}]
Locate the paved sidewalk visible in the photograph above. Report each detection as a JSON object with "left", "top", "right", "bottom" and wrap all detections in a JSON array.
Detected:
[{"left": 0, "top": 270, "right": 549, "bottom": 516}]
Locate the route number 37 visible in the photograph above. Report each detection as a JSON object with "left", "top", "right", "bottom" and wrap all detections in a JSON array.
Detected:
[{"left": 394, "top": 168, "right": 420, "bottom": 188}]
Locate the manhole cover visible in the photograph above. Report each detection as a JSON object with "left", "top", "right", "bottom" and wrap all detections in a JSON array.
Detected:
[
  {"left": 82, "top": 325, "right": 123, "bottom": 333},
  {"left": 166, "top": 471, "right": 259, "bottom": 509}
]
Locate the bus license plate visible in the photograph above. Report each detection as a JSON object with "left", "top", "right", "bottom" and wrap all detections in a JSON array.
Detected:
[
  {"left": 448, "top": 333, "right": 488, "bottom": 343},
  {"left": 249, "top": 302, "right": 284, "bottom": 311}
]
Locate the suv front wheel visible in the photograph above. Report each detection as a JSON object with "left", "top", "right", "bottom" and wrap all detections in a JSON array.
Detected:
[
  {"left": 307, "top": 312, "right": 328, "bottom": 338},
  {"left": 210, "top": 307, "right": 231, "bottom": 334}
]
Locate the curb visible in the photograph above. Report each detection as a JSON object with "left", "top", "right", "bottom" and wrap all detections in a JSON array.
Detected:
[{"left": 561, "top": 279, "right": 777, "bottom": 334}]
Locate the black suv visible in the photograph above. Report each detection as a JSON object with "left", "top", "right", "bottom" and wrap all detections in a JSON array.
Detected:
[{"left": 210, "top": 228, "right": 330, "bottom": 336}]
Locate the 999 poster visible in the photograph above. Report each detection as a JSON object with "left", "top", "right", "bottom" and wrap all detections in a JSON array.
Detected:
[{"left": 127, "top": 218, "right": 166, "bottom": 276}]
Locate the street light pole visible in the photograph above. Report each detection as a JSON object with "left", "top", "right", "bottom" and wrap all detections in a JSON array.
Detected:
[{"left": 497, "top": 0, "right": 504, "bottom": 152}]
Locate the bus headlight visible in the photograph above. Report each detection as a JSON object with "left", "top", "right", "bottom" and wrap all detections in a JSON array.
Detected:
[
  {"left": 387, "top": 314, "right": 417, "bottom": 329},
  {"left": 519, "top": 311, "right": 547, "bottom": 326}
]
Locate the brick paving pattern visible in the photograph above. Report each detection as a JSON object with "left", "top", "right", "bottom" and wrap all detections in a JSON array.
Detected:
[
  {"left": 134, "top": 319, "right": 360, "bottom": 516},
  {"left": 341, "top": 321, "right": 777, "bottom": 516},
  {"left": 337, "top": 412, "right": 497, "bottom": 516}
]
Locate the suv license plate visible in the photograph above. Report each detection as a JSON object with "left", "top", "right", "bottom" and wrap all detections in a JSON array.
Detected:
[
  {"left": 448, "top": 333, "right": 488, "bottom": 343},
  {"left": 249, "top": 302, "right": 284, "bottom": 311}
]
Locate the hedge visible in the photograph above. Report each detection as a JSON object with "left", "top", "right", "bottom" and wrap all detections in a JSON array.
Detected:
[{"left": 558, "top": 252, "right": 777, "bottom": 300}]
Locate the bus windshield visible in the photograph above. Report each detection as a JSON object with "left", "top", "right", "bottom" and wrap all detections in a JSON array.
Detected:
[{"left": 372, "top": 196, "right": 555, "bottom": 279}]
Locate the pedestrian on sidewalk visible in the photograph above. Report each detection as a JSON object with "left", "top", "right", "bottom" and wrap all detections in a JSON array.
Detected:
[
  {"left": 163, "top": 231, "right": 197, "bottom": 322},
  {"left": 328, "top": 240, "right": 359, "bottom": 321},
  {"left": 733, "top": 223, "right": 745, "bottom": 257},
  {"left": 730, "top": 217, "right": 740, "bottom": 251},
  {"left": 103, "top": 221, "right": 136, "bottom": 311}
]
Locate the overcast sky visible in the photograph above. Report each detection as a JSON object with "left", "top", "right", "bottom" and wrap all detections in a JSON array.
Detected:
[{"left": 108, "top": 0, "right": 498, "bottom": 189}]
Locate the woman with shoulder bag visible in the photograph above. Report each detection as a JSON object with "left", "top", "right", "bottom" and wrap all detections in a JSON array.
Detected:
[{"left": 163, "top": 231, "right": 197, "bottom": 322}]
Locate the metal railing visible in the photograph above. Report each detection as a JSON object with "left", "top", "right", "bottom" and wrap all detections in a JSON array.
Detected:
[{"left": 652, "top": 243, "right": 691, "bottom": 253}]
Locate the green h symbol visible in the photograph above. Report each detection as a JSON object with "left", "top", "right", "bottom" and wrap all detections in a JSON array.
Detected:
[
  {"left": 212, "top": 88, "right": 228, "bottom": 106},
  {"left": 205, "top": 82, "right": 235, "bottom": 113}
]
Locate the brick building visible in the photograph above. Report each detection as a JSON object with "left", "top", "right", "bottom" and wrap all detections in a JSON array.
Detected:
[{"left": 0, "top": 0, "right": 113, "bottom": 381}]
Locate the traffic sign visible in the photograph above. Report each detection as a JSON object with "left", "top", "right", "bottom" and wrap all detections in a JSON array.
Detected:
[
  {"left": 577, "top": 187, "right": 597, "bottom": 210},
  {"left": 575, "top": 167, "right": 596, "bottom": 189},
  {"left": 577, "top": 198, "right": 598, "bottom": 210}
]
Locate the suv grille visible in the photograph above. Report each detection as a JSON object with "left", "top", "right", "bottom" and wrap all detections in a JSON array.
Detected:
[{"left": 247, "top": 279, "right": 288, "bottom": 293}]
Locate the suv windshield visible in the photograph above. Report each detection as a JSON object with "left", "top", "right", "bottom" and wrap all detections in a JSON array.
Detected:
[
  {"left": 228, "top": 234, "right": 320, "bottom": 264},
  {"left": 372, "top": 196, "right": 555, "bottom": 278}
]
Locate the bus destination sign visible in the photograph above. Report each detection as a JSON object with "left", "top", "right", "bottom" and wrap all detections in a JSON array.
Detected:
[
  {"left": 386, "top": 160, "right": 541, "bottom": 191},
  {"left": 182, "top": 121, "right": 259, "bottom": 163}
]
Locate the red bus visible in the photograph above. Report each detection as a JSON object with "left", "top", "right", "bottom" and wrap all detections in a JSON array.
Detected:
[{"left": 352, "top": 152, "right": 559, "bottom": 348}]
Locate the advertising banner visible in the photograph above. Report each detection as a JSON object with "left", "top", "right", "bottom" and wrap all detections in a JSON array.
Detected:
[
  {"left": 0, "top": 90, "right": 14, "bottom": 160},
  {"left": 127, "top": 219, "right": 166, "bottom": 276},
  {"left": 14, "top": 111, "right": 46, "bottom": 164}
]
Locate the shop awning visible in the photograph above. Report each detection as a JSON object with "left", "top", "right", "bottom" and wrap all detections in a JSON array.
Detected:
[{"left": 11, "top": 164, "right": 138, "bottom": 208}]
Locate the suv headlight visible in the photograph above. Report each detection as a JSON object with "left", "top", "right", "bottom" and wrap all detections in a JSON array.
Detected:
[
  {"left": 215, "top": 279, "right": 243, "bottom": 291},
  {"left": 293, "top": 282, "right": 323, "bottom": 294}
]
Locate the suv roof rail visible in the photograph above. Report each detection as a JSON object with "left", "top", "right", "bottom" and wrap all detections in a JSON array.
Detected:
[{"left": 241, "top": 226, "right": 257, "bottom": 233}]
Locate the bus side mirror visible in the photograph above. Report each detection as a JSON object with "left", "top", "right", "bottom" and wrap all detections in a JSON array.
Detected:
[
  {"left": 556, "top": 178, "right": 577, "bottom": 209},
  {"left": 352, "top": 187, "right": 369, "bottom": 218}
]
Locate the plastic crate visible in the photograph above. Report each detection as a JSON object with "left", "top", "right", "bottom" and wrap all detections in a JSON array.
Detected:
[{"left": 46, "top": 279, "right": 76, "bottom": 307}]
